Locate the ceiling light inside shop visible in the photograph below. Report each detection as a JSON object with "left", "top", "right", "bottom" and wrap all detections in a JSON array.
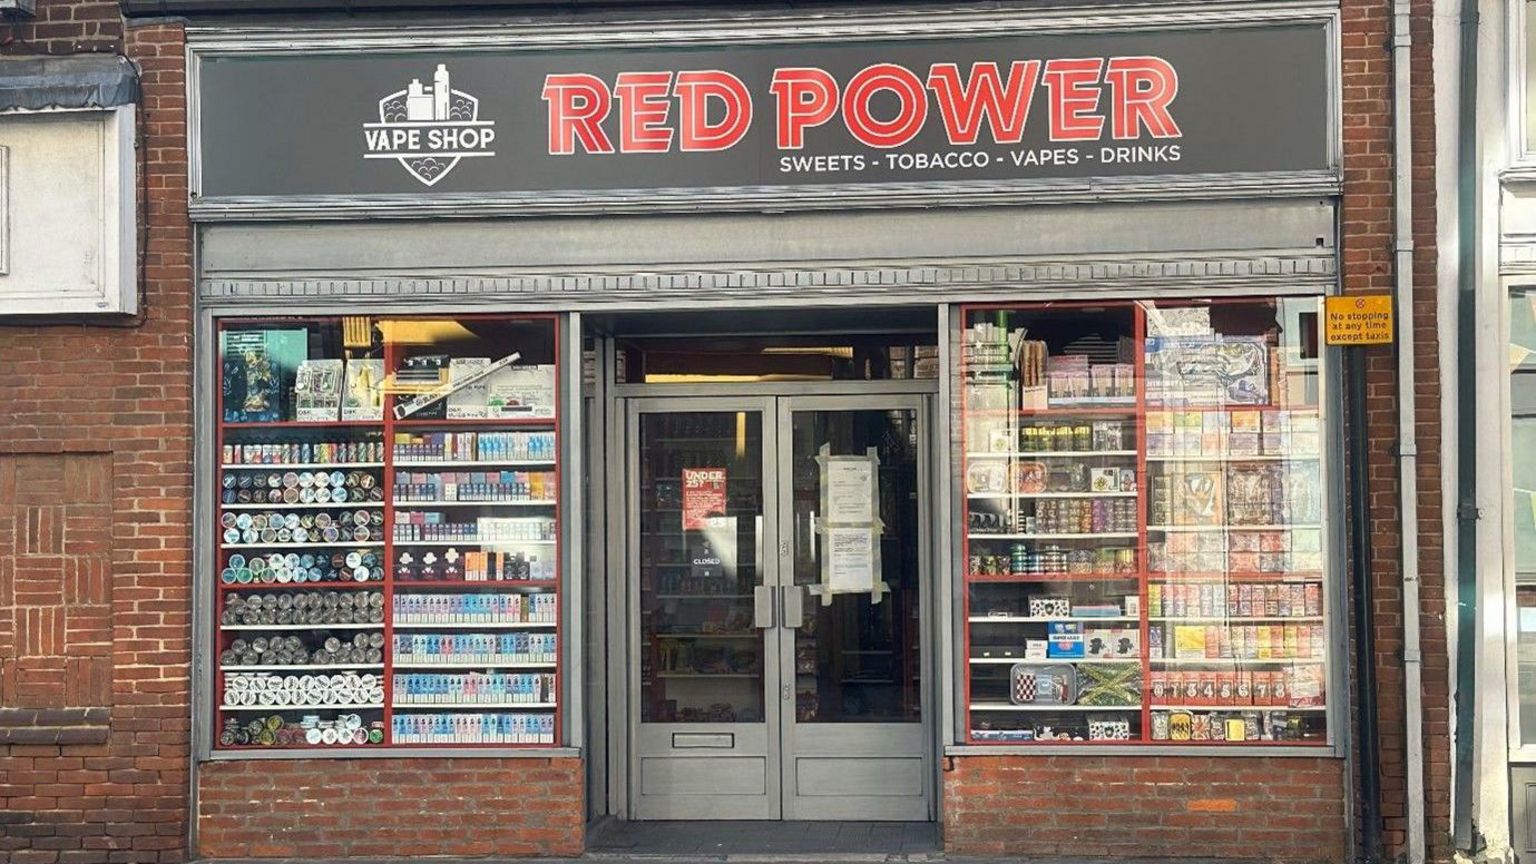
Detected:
[
  {"left": 376, "top": 320, "right": 479, "bottom": 345},
  {"left": 760, "top": 346, "right": 855, "bottom": 359}
]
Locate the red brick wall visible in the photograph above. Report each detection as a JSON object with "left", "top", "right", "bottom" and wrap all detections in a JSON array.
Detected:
[
  {"left": 942, "top": 756, "right": 1346, "bottom": 860},
  {"left": 0, "top": 18, "right": 195, "bottom": 864},
  {"left": 0, "top": 0, "right": 122, "bottom": 54},
  {"left": 1339, "top": 0, "right": 1452, "bottom": 860},
  {"left": 196, "top": 758, "right": 584, "bottom": 858}
]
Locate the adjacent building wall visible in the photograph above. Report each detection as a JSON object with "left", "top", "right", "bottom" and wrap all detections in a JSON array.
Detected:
[{"left": 0, "top": 13, "right": 195, "bottom": 864}]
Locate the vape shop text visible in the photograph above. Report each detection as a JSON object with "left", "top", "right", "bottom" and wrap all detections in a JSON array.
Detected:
[{"left": 541, "top": 58, "right": 1185, "bottom": 174}]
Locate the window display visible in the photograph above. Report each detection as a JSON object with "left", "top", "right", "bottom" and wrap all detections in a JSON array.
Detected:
[
  {"left": 959, "top": 299, "right": 1330, "bottom": 745},
  {"left": 214, "top": 315, "right": 561, "bottom": 750}
]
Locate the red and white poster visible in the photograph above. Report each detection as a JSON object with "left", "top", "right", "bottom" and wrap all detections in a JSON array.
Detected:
[{"left": 681, "top": 467, "right": 727, "bottom": 530}]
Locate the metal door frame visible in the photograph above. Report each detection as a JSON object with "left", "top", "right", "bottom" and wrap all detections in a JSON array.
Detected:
[
  {"left": 774, "top": 393, "right": 934, "bottom": 821},
  {"left": 615, "top": 386, "right": 937, "bottom": 821},
  {"left": 624, "top": 395, "right": 785, "bottom": 819}
]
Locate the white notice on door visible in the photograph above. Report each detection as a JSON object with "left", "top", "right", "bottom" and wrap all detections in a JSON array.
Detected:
[
  {"left": 825, "top": 459, "right": 875, "bottom": 524},
  {"left": 826, "top": 526, "right": 875, "bottom": 593}
]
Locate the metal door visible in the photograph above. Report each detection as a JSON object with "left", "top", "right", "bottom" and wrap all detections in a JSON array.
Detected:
[
  {"left": 626, "top": 395, "right": 929, "bottom": 821},
  {"left": 628, "top": 397, "right": 782, "bottom": 819},
  {"left": 775, "top": 395, "right": 931, "bottom": 821}
]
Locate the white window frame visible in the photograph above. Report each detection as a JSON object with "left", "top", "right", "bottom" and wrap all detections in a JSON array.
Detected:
[{"left": 0, "top": 105, "right": 136, "bottom": 317}]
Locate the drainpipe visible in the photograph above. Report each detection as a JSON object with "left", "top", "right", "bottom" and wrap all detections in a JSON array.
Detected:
[
  {"left": 1452, "top": 0, "right": 1481, "bottom": 849},
  {"left": 1391, "top": 2, "right": 1427, "bottom": 863}
]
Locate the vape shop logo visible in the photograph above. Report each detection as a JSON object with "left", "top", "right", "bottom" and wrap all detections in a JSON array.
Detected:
[{"left": 363, "top": 64, "right": 496, "bottom": 186}]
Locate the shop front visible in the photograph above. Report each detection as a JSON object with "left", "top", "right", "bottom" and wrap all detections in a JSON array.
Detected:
[{"left": 186, "top": 3, "right": 1351, "bottom": 858}]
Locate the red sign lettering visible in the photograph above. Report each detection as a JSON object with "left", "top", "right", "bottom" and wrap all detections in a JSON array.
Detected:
[
  {"left": 675, "top": 70, "right": 753, "bottom": 152},
  {"left": 1104, "top": 56, "right": 1182, "bottom": 139},
  {"left": 616, "top": 71, "right": 674, "bottom": 153},
  {"left": 545, "top": 55, "right": 1183, "bottom": 155},
  {"left": 842, "top": 63, "right": 928, "bottom": 149},
  {"left": 926, "top": 61, "right": 1040, "bottom": 145},
  {"left": 769, "top": 67, "right": 839, "bottom": 150},
  {"left": 1042, "top": 58, "right": 1105, "bottom": 142},
  {"left": 542, "top": 73, "right": 615, "bottom": 155}
]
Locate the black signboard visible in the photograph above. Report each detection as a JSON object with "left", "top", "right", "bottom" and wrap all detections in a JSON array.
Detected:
[{"left": 194, "top": 22, "right": 1331, "bottom": 201}]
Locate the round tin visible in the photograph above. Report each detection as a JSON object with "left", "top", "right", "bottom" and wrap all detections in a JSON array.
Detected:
[
  {"left": 367, "top": 728, "right": 384, "bottom": 744},
  {"left": 305, "top": 728, "right": 323, "bottom": 745},
  {"left": 298, "top": 471, "right": 315, "bottom": 488},
  {"left": 282, "top": 472, "right": 299, "bottom": 489},
  {"left": 282, "top": 488, "right": 301, "bottom": 504},
  {"left": 220, "top": 568, "right": 237, "bottom": 584},
  {"left": 329, "top": 471, "right": 346, "bottom": 487},
  {"left": 353, "top": 526, "right": 370, "bottom": 542},
  {"left": 315, "top": 488, "right": 332, "bottom": 504},
  {"left": 235, "top": 514, "right": 254, "bottom": 530},
  {"left": 223, "top": 528, "right": 241, "bottom": 544},
  {"left": 221, "top": 512, "right": 238, "bottom": 530}
]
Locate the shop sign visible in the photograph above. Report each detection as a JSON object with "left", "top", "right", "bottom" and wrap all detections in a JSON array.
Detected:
[
  {"left": 1324, "top": 295, "right": 1395, "bottom": 346},
  {"left": 194, "top": 21, "right": 1331, "bottom": 202}
]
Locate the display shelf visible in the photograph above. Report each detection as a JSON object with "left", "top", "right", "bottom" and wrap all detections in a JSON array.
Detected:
[
  {"left": 221, "top": 463, "right": 386, "bottom": 470},
  {"left": 1147, "top": 572, "right": 1325, "bottom": 583},
  {"left": 1149, "top": 616, "right": 1324, "bottom": 623},
  {"left": 967, "top": 571, "right": 1140, "bottom": 583},
  {"left": 1147, "top": 524, "right": 1323, "bottom": 533},
  {"left": 222, "top": 703, "right": 385, "bottom": 711},
  {"left": 1151, "top": 704, "right": 1326, "bottom": 712},
  {"left": 220, "top": 623, "right": 384, "bottom": 631},
  {"left": 392, "top": 701, "right": 557, "bottom": 709},
  {"left": 970, "top": 703, "right": 1141, "bottom": 712},
  {"left": 221, "top": 542, "right": 386, "bottom": 550},
  {"left": 220, "top": 502, "right": 384, "bottom": 511},
  {"left": 221, "top": 664, "right": 385, "bottom": 672},
  {"left": 390, "top": 621, "right": 557, "bottom": 629},
  {"left": 214, "top": 313, "right": 564, "bottom": 752},
  {"left": 969, "top": 491, "right": 1138, "bottom": 500},
  {"left": 970, "top": 533, "right": 1139, "bottom": 541},
  {"left": 392, "top": 540, "right": 557, "bottom": 547},
  {"left": 393, "top": 661, "right": 556, "bottom": 668},
  {"left": 392, "top": 417, "right": 555, "bottom": 428},
  {"left": 392, "top": 500, "right": 557, "bottom": 507},
  {"left": 1145, "top": 454, "right": 1322, "bottom": 462},
  {"left": 968, "top": 616, "right": 1138, "bottom": 623},
  {"left": 224, "top": 420, "right": 380, "bottom": 430},
  {"left": 1150, "top": 657, "right": 1325, "bottom": 665},
  {"left": 219, "top": 581, "right": 382, "bottom": 591},
  {"left": 968, "top": 657, "right": 1141, "bottom": 665},
  {"left": 959, "top": 298, "right": 1332, "bottom": 747},
  {"left": 393, "top": 580, "right": 558, "bottom": 589},
  {"left": 966, "top": 450, "right": 1138, "bottom": 459},
  {"left": 395, "top": 459, "right": 556, "bottom": 468}
]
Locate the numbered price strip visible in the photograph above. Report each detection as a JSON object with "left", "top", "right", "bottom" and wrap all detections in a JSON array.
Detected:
[{"left": 811, "top": 445, "right": 889, "bottom": 606}]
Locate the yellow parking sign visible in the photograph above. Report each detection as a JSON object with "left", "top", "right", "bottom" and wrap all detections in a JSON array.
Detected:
[{"left": 1325, "top": 295, "right": 1394, "bottom": 345}]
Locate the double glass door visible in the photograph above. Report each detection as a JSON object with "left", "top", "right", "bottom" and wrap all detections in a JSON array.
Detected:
[{"left": 628, "top": 395, "right": 929, "bottom": 821}]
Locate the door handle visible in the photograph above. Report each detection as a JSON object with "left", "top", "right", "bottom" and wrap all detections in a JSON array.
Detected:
[
  {"left": 781, "top": 584, "right": 805, "bottom": 628},
  {"left": 753, "top": 584, "right": 776, "bottom": 629}
]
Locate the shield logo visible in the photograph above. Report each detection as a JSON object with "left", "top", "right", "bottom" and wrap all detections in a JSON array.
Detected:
[{"left": 365, "top": 66, "right": 496, "bottom": 188}]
